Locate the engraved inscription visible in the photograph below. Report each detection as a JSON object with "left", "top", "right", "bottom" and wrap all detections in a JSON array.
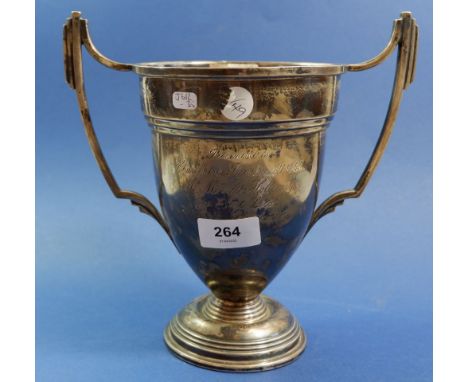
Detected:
[{"left": 157, "top": 135, "right": 320, "bottom": 222}]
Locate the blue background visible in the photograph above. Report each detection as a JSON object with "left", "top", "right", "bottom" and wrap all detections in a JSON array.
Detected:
[{"left": 36, "top": 0, "right": 432, "bottom": 381}]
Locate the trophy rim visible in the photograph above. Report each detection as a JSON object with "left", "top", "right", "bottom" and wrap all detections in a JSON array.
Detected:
[{"left": 133, "top": 60, "right": 345, "bottom": 77}]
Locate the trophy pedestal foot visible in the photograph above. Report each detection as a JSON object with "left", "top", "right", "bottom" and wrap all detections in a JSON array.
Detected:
[{"left": 164, "top": 294, "right": 306, "bottom": 372}]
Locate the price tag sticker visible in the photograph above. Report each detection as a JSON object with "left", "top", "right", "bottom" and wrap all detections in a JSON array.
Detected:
[
  {"left": 172, "top": 91, "right": 197, "bottom": 110},
  {"left": 221, "top": 87, "right": 254, "bottom": 120},
  {"left": 197, "top": 217, "right": 261, "bottom": 249}
]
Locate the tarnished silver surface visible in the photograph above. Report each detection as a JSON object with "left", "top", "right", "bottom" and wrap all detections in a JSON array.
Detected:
[
  {"left": 64, "top": 11, "right": 418, "bottom": 372},
  {"left": 134, "top": 60, "right": 345, "bottom": 77},
  {"left": 164, "top": 294, "right": 306, "bottom": 371}
]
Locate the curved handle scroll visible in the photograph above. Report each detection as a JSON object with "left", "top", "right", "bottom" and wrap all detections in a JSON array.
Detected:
[
  {"left": 63, "top": 11, "right": 172, "bottom": 240},
  {"left": 306, "top": 12, "right": 418, "bottom": 233}
]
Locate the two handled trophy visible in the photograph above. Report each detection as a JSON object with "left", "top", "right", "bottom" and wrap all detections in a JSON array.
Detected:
[{"left": 64, "top": 11, "right": 418, "bottom": 371}]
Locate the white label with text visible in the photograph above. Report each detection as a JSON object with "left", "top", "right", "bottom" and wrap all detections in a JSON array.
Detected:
[
  {"left": 221, "top": 87, "right": 254, "bottom": 120},
  {"left": 172, "top": 91, "right": 197, "bottom": 110},
  {"left": 197, "top": 217, "right": 261, "bottom": 249}
]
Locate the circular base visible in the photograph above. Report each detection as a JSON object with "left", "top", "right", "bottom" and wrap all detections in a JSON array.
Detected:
[{"left": 164, "top": 294, "right": 306, "bottom": 372}]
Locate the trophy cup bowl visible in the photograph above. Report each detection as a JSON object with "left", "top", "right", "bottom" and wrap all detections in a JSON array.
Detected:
[{"left": 64, "top": 11, "right": 418, "bottom": 371}]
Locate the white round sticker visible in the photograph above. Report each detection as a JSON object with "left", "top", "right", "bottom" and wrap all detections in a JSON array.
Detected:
[{"left": 221, "top": 87, "right": 254, "bottom": 121}]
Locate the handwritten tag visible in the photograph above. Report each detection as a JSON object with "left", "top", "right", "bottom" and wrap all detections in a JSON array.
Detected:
[
  {"left": 173, "top": 91, "right": 197, "bottom": 110},
  {"left": 222, "top": 87, "right": 254, "bottom": 121},
  {"left": 197, "top": 217, "right": 261, "bottom": 249}
]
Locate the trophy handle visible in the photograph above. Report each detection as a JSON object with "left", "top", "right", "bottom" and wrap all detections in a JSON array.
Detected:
[
  {"left": 306, "top": 12, "right": 418, "bottom": 233},
  {"left": 63, "top": 11, "right": 172, "bottom": 240}
]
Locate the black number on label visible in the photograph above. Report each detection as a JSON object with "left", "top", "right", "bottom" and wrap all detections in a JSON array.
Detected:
[{"left": 213, "top": 226, "right": 241, "bottom": 237}]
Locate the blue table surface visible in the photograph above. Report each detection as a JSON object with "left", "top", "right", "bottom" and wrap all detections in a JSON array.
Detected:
[
  {"left": 36, "top": 228, "right": 431, "bottom": 381},
  {"left": 36, "top": 0, "right": 432, "bottom": 380}
]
